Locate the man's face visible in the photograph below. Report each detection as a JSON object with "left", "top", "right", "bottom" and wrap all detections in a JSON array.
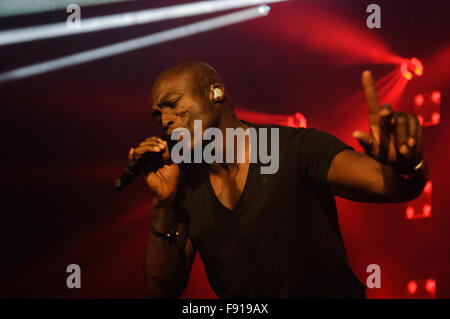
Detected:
[{"left": 151, "top": 72, "right": 218, "bottom": 139}]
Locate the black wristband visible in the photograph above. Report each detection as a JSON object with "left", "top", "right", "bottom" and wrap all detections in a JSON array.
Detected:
[
  {"left": 150, "top": 221, "right": 179, "bottom": 241},
  {"left": 397, "top": 159, "right": 426, "bottom": 180}
]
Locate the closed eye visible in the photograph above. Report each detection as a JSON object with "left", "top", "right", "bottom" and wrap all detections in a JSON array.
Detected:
[{"left": 159, "top": 97, "right": 181, "bottom": 109}]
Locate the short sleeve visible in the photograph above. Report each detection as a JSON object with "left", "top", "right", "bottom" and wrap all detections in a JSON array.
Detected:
[{"left": 297, "top": 128, "right": 353, "bottom": 189}]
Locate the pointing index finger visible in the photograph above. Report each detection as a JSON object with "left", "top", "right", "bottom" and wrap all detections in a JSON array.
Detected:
[{"left": 362, "top": 70, "right": 380, "bottom": 115}]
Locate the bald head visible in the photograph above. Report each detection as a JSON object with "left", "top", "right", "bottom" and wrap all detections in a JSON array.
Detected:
[{"left": 152, "top": 61, "right": 226, "bottom": 101}]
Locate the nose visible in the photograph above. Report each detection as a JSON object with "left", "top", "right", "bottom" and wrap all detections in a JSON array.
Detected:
[{"left": 161, "top": 114, "right": 175, "bottom": 133}]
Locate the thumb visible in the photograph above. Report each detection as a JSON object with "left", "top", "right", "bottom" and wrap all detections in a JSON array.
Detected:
[{"left": 353, "top": 130, "right": 372, "bottom": 153}]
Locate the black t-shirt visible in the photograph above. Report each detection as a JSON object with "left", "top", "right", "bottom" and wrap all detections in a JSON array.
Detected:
[{"left": 176, "top": 122, "right": 366, "bottom": 298}]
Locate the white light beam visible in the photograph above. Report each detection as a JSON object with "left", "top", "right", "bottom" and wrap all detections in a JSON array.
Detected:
[
  {"left": 0, "top": 6, "right": 270, "bottom": 84},
  {"left": 0, "top": 0, "right": 134, "bottom": 18},
  {"left": 0, "top": 0, "right": 284, "bottom": 46}
]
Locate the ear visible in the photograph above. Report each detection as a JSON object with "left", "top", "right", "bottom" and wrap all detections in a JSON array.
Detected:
[{"left": 209, "top": 84, "right": 225, "bottom": 103}]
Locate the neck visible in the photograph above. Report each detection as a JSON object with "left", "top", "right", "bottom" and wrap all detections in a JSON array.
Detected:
[{"left": 209, "top": 107, "right": 250, "bottom": 174}]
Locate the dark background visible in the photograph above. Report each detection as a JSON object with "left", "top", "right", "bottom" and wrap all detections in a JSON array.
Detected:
[{"left": 0, "top": 0, "right": 449, "bottom": 298}]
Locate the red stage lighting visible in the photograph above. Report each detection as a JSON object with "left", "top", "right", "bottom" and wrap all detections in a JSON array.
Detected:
[
  {"left": 400, "top": 62, "right": 412, "bottom": 81},
  {"left": 417, "top": 115, "right": 424, "bottom": 126},
  {"left": 411, "top": 57, "right": 423, "bottom": 76},
  {"left": 426, "top": 279, "right": 436, "bottom": 294},
  {"left": 423, "top": 181, "right": 432, "bottom": 195},
  {"left": 407, "top": 280, "right": 418, "bottom": 294},
  {"left": 405, "top": 180, "right": 432, "bottom": 220},
  {"left": 407, "top": 279, "right": 437, "bottom": 298},
  {"left": 414, "top": 91, "right": 441, "bottom": 127},
  {"left": 401, "top": 58, "right": 423, "bottom": 80},
  {"left": 257, "top": 4, "right": 403, "bottom": 65},
  {"left": 431, "top": 91, "right": 441, "bottom": 104},
  {"left": 406, "top": 206, "right": 415, "bottom": 219},
  {"left": 287, "top": 112, "right": 307, "bottom": 128},
  {"left": 234, "top": 108, "right": 307, "bottom": 129},
  {"left": 422, "top": 204, "right": 432, "bottom": 217},
  {"left": 414, "top": 94, "right": 424, "bottom": 106},
  {"left": 431, "top": 112, "right": 440, "bottom": 125}
]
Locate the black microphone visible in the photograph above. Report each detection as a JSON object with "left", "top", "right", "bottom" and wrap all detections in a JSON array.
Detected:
[{"left": 114, "top": 137, "right": 176, "bottom": 191}]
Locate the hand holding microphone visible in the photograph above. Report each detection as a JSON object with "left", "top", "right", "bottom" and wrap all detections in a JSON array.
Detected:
[{"left": 115, "top": 136, "right": 179, "bottom": 207}]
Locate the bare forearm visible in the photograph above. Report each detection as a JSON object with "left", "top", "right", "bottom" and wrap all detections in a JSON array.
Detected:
[
  {"left": 144, "top": 205, "right": 189, "bottom": 298},
  {"left": 328, "top": 150, "right": 428, "bottom": 203}
]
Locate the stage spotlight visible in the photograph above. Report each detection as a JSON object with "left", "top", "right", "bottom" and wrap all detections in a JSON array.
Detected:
[
  {"left": 0, "top": 6, "right": 271, "bottom": 84},
  {"left": 410, "top": 57, "right": 423, "bottom": 76},
  {"left": 431, "top": 91, "right": 441, "bottom": 104},
  {"left": 406, "top": 206, "right": 415, "bottom": 220},
  {"left": 258, "top": 5, "right": 271, "bottom": 14},
  {"left": 426, "top": 279, "right": 436, "bottom": 294},
  {"left": 414, "top": 91, "right": 441, "bottom": 127},
  {"left": 407, "top": 279, "right": 436, "bottom": 298},
  {"left": 0, "top": 0, "right": 284, "bottom": 46},
  {"left": 287, "top": 112, "right": 307, "bottom": 128},
  {"left": 400, "top": 57, "right": 423, "bottom": 80},
  {"left": 407, "top": 280, "right": 418, "bottom": 295},
  {"left": 405, "top": 180, "right": 432, "bottom": 220},
  {"left": 405, "top": 203, "right": 432, "bottom": 220},
  {"left": 400, "top": 62, "right": 412, "bottom": 81},
  {"left": 431, "top": 112, "right": 440, "bottom": 125},
  {"left": 414, "top": 94, "right": 424, "bottom": 106},
  {"left": 422, "top": 204, "right": 432, "bottom": 217}
]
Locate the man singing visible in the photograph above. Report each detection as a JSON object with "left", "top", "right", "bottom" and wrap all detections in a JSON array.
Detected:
[{"left": 128, "top": 62, "right": 427, "bottom": 298}]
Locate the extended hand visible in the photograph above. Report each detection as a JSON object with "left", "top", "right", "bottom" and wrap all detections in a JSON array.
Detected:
[{"left": 353, "top": 70, "right": 424, "bottom": 173}]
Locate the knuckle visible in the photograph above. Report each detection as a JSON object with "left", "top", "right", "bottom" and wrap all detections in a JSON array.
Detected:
[{"left": 143, "top": 136, "right": 157, "bottom": 143}]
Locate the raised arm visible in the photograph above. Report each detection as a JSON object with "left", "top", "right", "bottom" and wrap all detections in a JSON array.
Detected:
[{"left": 327, "top": 71, "right": 427, "bottom": 203}]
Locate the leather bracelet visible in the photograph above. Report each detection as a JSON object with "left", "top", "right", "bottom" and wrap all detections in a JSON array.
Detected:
[
  {"left": 398, "top": 159, "right": 425, "bottom": 180},
  {"left": 413, "top": 159, "right": 425, "bottom": 171},
  {"left": 150, "top": 221, "right": 179, "bottom": 241}
]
